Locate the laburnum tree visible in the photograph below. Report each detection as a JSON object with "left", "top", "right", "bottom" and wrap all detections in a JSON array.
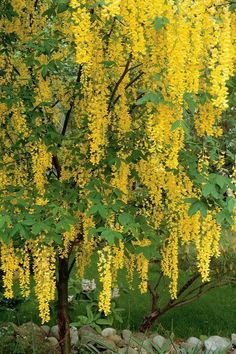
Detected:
[{"left": 0, "top": 1, "right": 235, "bottom": 353}]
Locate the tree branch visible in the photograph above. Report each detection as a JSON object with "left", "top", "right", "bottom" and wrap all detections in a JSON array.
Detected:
[
  {"left": 108, "top": 55, "right": 132, "bottom": 111},
  {"left": 61, "top": 66, "right": 82, "bottom": 136}
]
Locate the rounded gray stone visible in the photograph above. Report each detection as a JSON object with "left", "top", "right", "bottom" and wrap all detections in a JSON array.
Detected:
[
  {"left": 50, "top": 325, "right": 59, "bottom": 340},
  {"left": 122, "top": 329, "right": 132, "bottom": 343},
  {"left": 152, "top": 335, "right": 166, "bottom": 349},
  {"left": 231, "top": 333, "right": 236, "bottom": 346},
  {"left": 70, "top": 327, "right": 79, "bottom": 346},
  {"left": 204, "top": 336, "right": 231, "bottom": 352},
  {"left": 41, "top": 325, "right": 50, "bottom": 336},
  {"left": 101, "top": 327, "right": 117, "bottom": 338}
]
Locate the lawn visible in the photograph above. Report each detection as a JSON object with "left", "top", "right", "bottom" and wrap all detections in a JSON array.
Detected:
[{"left": 0, "top": 269, "right": 235, "bottom": 339}]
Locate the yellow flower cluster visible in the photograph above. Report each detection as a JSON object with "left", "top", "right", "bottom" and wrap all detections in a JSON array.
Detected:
[
  {"left": 18, "top": 246, "right": 31, "bottom": 298},
  {"left": 71, "top": 1, "right": 94, "bottom": 64},
  {"left": 195, "top": 212, "right": 221, "bottom": 282},
  {"left": 97, "top": 245, "right": 112, "bottom": 315},
  {"left": 132, "top": 239, "right": 152, "bottom": 247},
  {"left": 30, "top": 143, "right": 52, "bottom": 194},
  {"left": 195, "top": 103, "right": 222, "bottom": 137},
  {"left": 60, "top": 225, "right": 77, "bottom": 258},
  {"left": 112, "top": 240, "right": 124, "bottom": 285},
  {"left": 76, "top": 215, "right": 96, "bottom": 278},
  {"left": 161, "top": 225, "right": 179, "bottom": 299},
  {"left": 0, "top": 242, "right": 18, "bottom": 298},
  {"left": 112, "top": 161, "right": 130, "bottom": 202},
  {"left": 33, "top": 244, "right": 56, "bottom": 323},
  {"left": 136, "top": 253, "right": 149, "bottom": 294},
  {"left": 11, "top": 107, "right": 29, "bottom": 138},
  {"left": 125, "top": 252, "right": 136, "bottom": 290}
]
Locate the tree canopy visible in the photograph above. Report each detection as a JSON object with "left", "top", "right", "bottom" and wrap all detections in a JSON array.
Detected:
[{"left": 0, "top": 0, "right": 235, "bottom": 329}]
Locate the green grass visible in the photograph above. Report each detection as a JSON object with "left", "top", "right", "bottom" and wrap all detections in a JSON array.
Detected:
[
  {"left": 0, "top": 269, "right": 235, "bottom": 339},
  {"left": 117, "top": 284, "right": 236, "bottom": 338}
]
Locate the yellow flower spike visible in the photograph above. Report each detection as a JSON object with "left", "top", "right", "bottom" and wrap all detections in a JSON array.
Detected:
[
  {"left": 98, "top": 245, "right": 112, "bottom": 316},
  {"left": 0, "top": 242, "right": 18, "bottom": 299},
  {"left": 33, "top": 244, "right": 56, "bottom": 323},
  {"left": 136, "top": 253, "right": 149, "bottom": 294}
]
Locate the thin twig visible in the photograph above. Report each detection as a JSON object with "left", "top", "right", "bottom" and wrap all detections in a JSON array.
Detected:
[{"left": 108, "top": 55, "right": 132, "bottom": 111}]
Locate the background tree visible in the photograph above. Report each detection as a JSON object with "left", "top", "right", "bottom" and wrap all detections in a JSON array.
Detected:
[{"left": 0, "top": 1, "right": 235, "bottom": 354}]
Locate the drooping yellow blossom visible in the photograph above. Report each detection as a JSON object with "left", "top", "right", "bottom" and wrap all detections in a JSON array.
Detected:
[
  {"left": 195, "top": 212, "right": 221, "bottom": 282},
  {"left": 136, "top": 253, "right": 149, "bottom": 294},
  {"left": 30, "top": 143, "right": 52, "bottom": 194},
  {"left": 76, "top": 215, "right": 96, "bottom": 278},
  {"left": 60, "top": 225, "right": 78, "bottom": 258},
  {"left": 98, "top": 245, "right": 112, "bottom": 315},
  {"left": 18, "top": 246, "right": 31, "bottom": 298},
  {"left": 33, "top": 243, "right": 56, "bottom": 323},
  {"left": 125, "top": 252, "right": 136, "bottom": 290},
  {"left": 112, "top": 240, "right": 124, "bottom": 285},
  {"left": 0, "top": 242, "right": 18, "bottom": 298}
]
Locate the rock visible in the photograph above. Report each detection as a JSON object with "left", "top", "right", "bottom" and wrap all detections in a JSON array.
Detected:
[
  {"left": 101, "top": 327, "right": 117, "bottom": 338},
  {"left": 50, "top": 325, "right": 60, "bottom": 340},
  {"left": 204, "top": 336, "right": 231, "bottom": 352},
  {"left": 79, "top": 326, "right": 102, "bottom": 345},
  {"left": 47, "top": 337, "right": 59, "bottom": 346},
  {"left": 18, "top": 322, "right": 45, "bottom": 338},
  {"left": 118, "top": 347, "right": 139, "bottom": 354},
  {"left": 96, "top": 337, "right": 118, "bottom": 351},
  {"left": 0, "top": 322, "right": 61, "bottom": 354},
  {"left": 122, "top": 329, "right": 132, "bottom": 344},
  {"left": 152, "top": 335, "right": 166, "bottom": 349},
  {"left": 182, "top": 337, "right": 202, "bottom": 351},
  {"left": 122, "top": 330, "right": 144, "bottom": 348},
  {"left": 78, "top": 325, "right": 97, "bottom": 335},
  {"left": 232, "top": 333, "right": 236, "bottom": 346},
  {"left": 141, "top": 339, "right": 154, "bottom": 354},
  {"left": 108, "top": 334, "right": 125, "bottom": 347},
  {"left": 41, "top": 325, "right": 51, "bottom": 336},
  {"left": 78, "top": 325, "right": 116, "bottom": 350},
  {"left": 70, "top": 327, "right": 79, "bottom": 346}
]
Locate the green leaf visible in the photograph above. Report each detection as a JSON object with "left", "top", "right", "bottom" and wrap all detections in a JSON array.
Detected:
[
  {"left": 118, "top": 213, "right": 134, "bottom": 226},
  {"left": 0, "top": 215, "right": 6, "bottom": 229},
  {"left": 96, "top": 318, "right": 113, "bottom": 325},
  {"left": 227, "top": 198, "right": 236, "bottom": 212},
  {"left": 188, "top": 201, "right": 207, "bottom": 217},
  {"left": 202, "top": 183, "right": 219, "bottom": 199},
  {"left": 100, "top": 229, "right": 122, "bottom": 245},
  {"left": 136, "top": 91, "right": 164, "bottom": 105},
  {"left": 154, "top": 16, "right": 169, "bottom": 31},
  {"left": 216, "top": 210, "right": 233, "bottom": 225},
  {"left": 86, "top": 305, "right": 94, "bottom": 323},
  {"left": 57, "top": 0, "right": 69, "bottom": 13},
  {"left": 101, "top": 61, "right": 116, "bottom": 68},
  {"left": 184, "top": 93, "right": 196, "bottom": 114},
  {"left": 171, "top": 120, "right": 182, "bottom": 131},
  {"left": 214, "top": 174, "right": 228, "bottom": 189},
  {"left": 31, "top": 222, "right": 46, "bottom": 235}
]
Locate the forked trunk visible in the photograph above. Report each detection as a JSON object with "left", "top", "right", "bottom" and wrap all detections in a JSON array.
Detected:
[{"left": 139, "top": 310, "right": 160, "bottom": 333}]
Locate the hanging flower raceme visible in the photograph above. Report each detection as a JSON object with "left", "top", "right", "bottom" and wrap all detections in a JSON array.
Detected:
[
  {"left": 30, "top": 142, "right": 52, "bottom": 195},
  {"left": 32, "top": 242, "right": 56, "bottom": 323},
  {"left": 97, "top": 245, "right": 113, "bottom": 316},
  {"left": 136, "top": 253, "right": 149, "bottom": 294},
  {"left": 0, "top": 242, "right": 18, "bottom": 299},
  {"left": 18, "top": 245, "right": 31, "bottom": 298}
]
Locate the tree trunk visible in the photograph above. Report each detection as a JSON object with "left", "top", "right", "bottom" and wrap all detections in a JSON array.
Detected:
[
  {"left": 57, "top": 258, "right": 71, "bottom": 354},
  {"left": 139, "top": 310, "right": 160, "bottom": 333}
]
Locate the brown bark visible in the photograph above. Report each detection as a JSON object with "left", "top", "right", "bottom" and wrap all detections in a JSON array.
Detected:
[{"left": 57, "top": 258, "right": 71, "bottom": 354}]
